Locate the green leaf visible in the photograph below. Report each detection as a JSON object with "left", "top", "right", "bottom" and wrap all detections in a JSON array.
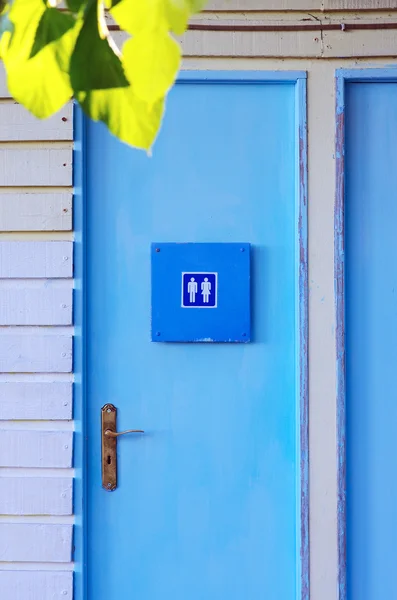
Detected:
[
  {"left": 2, "top": 0, "right": 80, "bottom": 118},
  {"left": 5, "top": 0, "right": 46, "bottom": 56},
  {"left": 0, "top": 0, "right": 206, "bottom": 152},
  {"left": 164, "top": 0, "right": 189, "bottom": 35},
  {"left": 65, "top": 0, "right": 86, "bottom": 11},
  {"left": 166, "top": 0, "right": 208, "bottom": 33},
  {"left": 186, "top": 0, "right": 208, "bottom": 11},
  {"left": 111, "top": 0, "right": 207, "bottom": 36},
  {"left": 111, "top": 0, "right": 160, "bottom": 34},
  {"left": 72, "top": 1, "right": 168, "bottom": 150},
  {"left": 31, "top": 8, "right": 75, "bottom": 58},
  {"left": 77, "top": 87, "right": 165, "bottom": 150},
  {"left": 122, "top": 29, "right": 181, "bottom": 104},
  {"left": 103, "top": 0, "right": 122, "bottom": 8},
  {"left": 70, "top": 1, "right": 129, "bottom": 91}
]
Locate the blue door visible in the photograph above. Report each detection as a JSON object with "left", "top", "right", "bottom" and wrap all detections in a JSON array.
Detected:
[
  {"left": 83, "top": 72, "right": 306, "bottom": 599},
  {"left": 345, "top": 81, "right": 397, "bottom": 598}
]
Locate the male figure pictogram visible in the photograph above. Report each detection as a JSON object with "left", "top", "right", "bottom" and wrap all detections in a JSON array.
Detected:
[{"left": 187, "top": 277, "right": 198, "bottom": 303}]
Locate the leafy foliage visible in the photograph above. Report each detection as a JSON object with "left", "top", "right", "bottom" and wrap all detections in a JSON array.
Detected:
[{"left": 0, "top": 0, "right": 208, "bottom": 150}]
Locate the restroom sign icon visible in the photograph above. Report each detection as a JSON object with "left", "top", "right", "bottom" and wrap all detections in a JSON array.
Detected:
[{"left": 182, "top": 272, "right": 218, "bottom": 308}]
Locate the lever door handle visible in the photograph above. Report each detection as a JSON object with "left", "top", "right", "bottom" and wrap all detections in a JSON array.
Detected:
[
  {"left": 101, "top": 403, "right": 143, "bottom": 491},
  {"left": 105, "top": 428, "right": 144, "bottom": 438}
]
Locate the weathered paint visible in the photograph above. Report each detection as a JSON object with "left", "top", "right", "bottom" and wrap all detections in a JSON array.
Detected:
[
  {"left": 297, "top": 77, "right": 309, "bottom": 600},
  {"left": 335, "top": 70, "right": 347, "bottom": 600}
]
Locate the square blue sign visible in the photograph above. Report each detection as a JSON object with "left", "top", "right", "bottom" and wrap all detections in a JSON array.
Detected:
[{"left": 151, "top": 243, "right": 251, "bottom": 342}]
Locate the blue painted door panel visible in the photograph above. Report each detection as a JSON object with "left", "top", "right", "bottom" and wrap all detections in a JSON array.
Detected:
[
  {"left": 346, "top": 82, "right": 397, "bottom": 599},
  {"left": 86, "top": 78, "right": 300, "bottom": 599}
]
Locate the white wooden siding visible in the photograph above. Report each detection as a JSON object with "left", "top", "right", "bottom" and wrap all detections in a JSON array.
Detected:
[
  {"left": 0, "top": 572, "right": 73, "bottom": 600},
  {"left": 207, "top": 0, "right": 397, "bottom": 8},
  {"left": 0, "top": 193, "right": 72, "bottom": 231},
  {"left": 0, "top": 64, "right": 10, "bottom": 98},
  {"left": 0, "top": 524, "right": 73, "bottom": 562},
  {"left": 0, "top": 62, "right": 74, "bottom": 600},
  {"left": 323, "top": 0, "right": 396, "bottom": 7},
  {"left": 207, "top": 0, "right": 320, "bottom": 9},
  {"left": 0, "top": 242, "right": 72, "bottom": 278},
  {"left": 0, "top": 381, "right": 72, "bottom": 420},
  {"left": 0, "top": 284, "right": 72, "bottom": 325},
  {"left": 0, "top": 478, "right": 73, "bottom": 515},
  {"left": 0, "top": 431, "right": 73, "bottom": 467},
  {"left": 322, "top": 29, "right": 397, "bottom": 57},
  {"left": 0, "top": 335, "right": 72, "bottom": 373},
  {"left": 0, "top": 147, "right": 72, "bottom": 187},
  {"left": 0, "top": 103, "right": 73, "bottom": 142},
  {"left": 181, "top": 29, "right": 320, "bottom": 57},
  {"left": 182, "top": 25, "right": 397, "bottom": 58}
]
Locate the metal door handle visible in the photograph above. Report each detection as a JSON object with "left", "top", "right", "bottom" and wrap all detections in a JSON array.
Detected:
[
  {"left": 101, "top": 403, "right": 144, "bottom": 491},
  {"left": 105, "top": 428, "right": 144, "bottom": 438}
]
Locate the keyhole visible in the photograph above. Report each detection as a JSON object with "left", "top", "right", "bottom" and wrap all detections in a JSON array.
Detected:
[{"left": 107, "top": 455, "right": 112, "bottom": 465}]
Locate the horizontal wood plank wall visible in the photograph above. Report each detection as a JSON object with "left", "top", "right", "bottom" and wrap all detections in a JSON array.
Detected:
[
  {"left": 0, "top": 69, "right": 74, "bottom": 599},
  {"left": 0, "top": 283, "right": 73, "bottom": 325},
  {"left": 206, "top": 0, "right": 397, "bottom": 8},
  {"left": 0, "top": 148, "right": 72, "bottom": 187},
  {"left": 0, "top": 242, "right": 72, "bottom": 278},
  {"left": 0, "top": 524, "right": 73, "bottom": 562},
  {"left": 0, "top": 335, "right": 72, "bottom": 373},
  {"left": 181, "top": 26, "right": 397, "bottom": 58},
  {"left": 0, "top": 103, "right": 72, "bottom": 142},
  {"left": 0, "top": 477, "right": 73, "bottom": 515},
  {"left": 0, "top": 430, "right": 73, "bottom": 467},
  {"left": 0, "top": 192, "right": 72, "bottom": 231},
  {"left": 0, "top": 381, "right": 72, "bottom": 420},
  {"left": 0, "top": 572, "right": 73, "bottom": 600}
]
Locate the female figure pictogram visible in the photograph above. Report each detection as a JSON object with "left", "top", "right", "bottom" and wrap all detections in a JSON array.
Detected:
[{"left": 201, "top": 277, "right": 211, "bottom": 303}]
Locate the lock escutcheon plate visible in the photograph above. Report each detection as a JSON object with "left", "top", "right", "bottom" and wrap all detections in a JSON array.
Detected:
[{"left": 101, "top": 403, "right": 117, "bottom": 491}]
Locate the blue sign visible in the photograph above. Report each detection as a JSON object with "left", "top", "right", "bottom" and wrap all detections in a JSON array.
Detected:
[
  {"left": 151, "top": 242, "right": 251, "bottom": 343},
  {"left": 182, "top": 273, "right": 217, "bottom": 308}
]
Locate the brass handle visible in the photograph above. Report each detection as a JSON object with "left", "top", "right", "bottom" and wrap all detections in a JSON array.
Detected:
[
  {"left": 105, "top": 428, "right": 144, "bottom": 438},
  {"left": 101, "top": 403, "right": 143, "bottom": 491}
]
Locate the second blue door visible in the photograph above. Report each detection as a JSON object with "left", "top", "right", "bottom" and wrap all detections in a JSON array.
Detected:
[{"left": 346, "top": 79, "right": 397, "bottom": 599}]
